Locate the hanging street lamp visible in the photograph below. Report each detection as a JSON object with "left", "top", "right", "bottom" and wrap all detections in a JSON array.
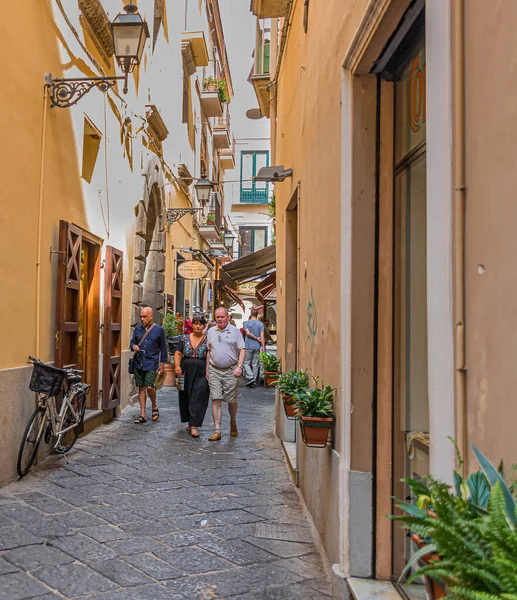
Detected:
[
  {"left": 45, "top": 2, "right": 149, "bottom": 108},
  {"left": 194, "top": 174, "right": 214, "bottom": 207},
  {"left": 223, "top": 229, "right": 235, "bottom": 252}
]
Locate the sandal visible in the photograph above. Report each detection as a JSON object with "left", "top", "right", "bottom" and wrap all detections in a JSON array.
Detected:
[
  {"left": 152, "top": 408, "right": 160, "bottom": 422},
  {"left": 185, "top": 426, "right": 192, "bottom": 431},
  {"left": 190, "top": 427, "right": 199, "bottom": 438},
  {"left": 134, "top": 416, "right": 147, "bottom": 424}
]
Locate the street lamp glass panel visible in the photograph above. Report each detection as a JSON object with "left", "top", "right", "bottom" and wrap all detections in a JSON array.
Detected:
[
  {"left": 194, "top": 176, "right": 213, "bottom": 205},
  {"left": 111, "top": 4, "right": 149, "bottom": 72},
  {"left": 223, "top": 231, "right": 235, "bottom": 250}
]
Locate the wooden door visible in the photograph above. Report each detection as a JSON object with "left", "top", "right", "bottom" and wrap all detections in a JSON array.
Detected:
[
  {"left": 55, "top": 221, "right": 82, "bottom": 371},
  {"left": 102, "top": 246, "right": 123, "bottom": 409}
]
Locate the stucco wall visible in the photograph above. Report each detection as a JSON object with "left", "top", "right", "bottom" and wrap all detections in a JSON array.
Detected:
[
  {"left": 274, "top": 0, "right": 373, "bottom": 565},
  {"left": 463, "top": 0, "right": 517, "bottom": 470}
]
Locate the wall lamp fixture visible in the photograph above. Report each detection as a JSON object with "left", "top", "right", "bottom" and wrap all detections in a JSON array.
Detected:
[
  {"left": 45, "top": 2, "right": 149, "bottom": 108},
  {"left": 166, "top": 174, "right": 215, "bottom": 224}
]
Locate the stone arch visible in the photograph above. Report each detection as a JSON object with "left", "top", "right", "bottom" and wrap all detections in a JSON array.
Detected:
[{"left": 131, "top": 157, "right": 167, "bottom": 328}]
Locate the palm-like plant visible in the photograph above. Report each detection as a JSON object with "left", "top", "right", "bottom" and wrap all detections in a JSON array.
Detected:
[{"left": 391, "top": 444, "right": 517, "bottom": 599}]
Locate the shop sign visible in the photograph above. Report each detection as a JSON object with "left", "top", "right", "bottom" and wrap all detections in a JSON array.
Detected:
[
  {"left": 177, "top": 260, "right": 208, "bottom": 280},
  {"left": 238, "top": 282, "right": 258, "bottom": 295}
]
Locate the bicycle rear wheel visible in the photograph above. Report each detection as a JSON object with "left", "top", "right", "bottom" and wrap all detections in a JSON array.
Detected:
[
  {"left": 17, "top": 407, "right": 47, "bottom": 478},
  {"left": 56, "top": 391, "right": 86, "bottom": 453}
]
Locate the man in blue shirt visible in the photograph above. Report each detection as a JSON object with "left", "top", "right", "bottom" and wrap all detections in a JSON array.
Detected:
[
  {"left": 130, "top": 307, "right": 167, "bottom": 424},
  {"left": 243, "top": 308, "right": 265, "bottom": 388}
]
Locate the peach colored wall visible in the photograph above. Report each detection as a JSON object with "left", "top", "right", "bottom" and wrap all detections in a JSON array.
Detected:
[
  {"left": 0, "top": 0, "right": 88, "bottom": 370},
  {"left": 274, "top": 0, "right": 374, "bottom": 564},
  {"left": 464, "top": 0, "right": 517, "bottom": 470}
]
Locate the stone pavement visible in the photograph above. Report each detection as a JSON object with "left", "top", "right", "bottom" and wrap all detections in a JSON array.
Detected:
[{"left": 0, "top": 384, "right": 333, "bottom": 599}]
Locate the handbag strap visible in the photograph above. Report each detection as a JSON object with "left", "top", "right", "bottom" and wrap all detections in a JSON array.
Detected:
[{"left": 137, "top": 323, "right": 155, "bottom": 347}]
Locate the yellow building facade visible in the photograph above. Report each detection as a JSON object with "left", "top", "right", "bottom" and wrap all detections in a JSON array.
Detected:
[
  {"left": 0, "top": 0, "right": 235, "bottom": 485},
  {"left": 252, "top": 0, "right": 517, "bottom": 593}
]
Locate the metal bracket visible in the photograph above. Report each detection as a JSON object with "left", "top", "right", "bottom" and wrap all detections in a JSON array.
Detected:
[
  {"left": 45, "top": 73, "right": 125, "bottom": 108},
  {"left": 50, "top": 247, "right": 66, "bottom": 260},
  {"left": 166, "top": 207, "right": 202, "bottom": 225}
]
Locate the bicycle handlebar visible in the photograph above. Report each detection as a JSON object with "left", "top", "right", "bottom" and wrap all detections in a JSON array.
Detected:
[{"left": 27, "top": 356, "right": 84, "bottom": 375}]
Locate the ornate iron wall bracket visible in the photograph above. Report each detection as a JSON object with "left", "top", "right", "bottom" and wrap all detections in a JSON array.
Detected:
[
  {"left": 166, "top": 208, "right": 203, "bottom": 224},
  {"left": 45, "top": 73, "right": 125, "bottom": 108}
]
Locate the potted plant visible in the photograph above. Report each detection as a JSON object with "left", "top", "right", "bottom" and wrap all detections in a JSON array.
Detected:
[
  {"left": 390, "top": 443, "right": 517, "bottom": 599},
  {"left": 202, "top": 77, "right": 228, "bottom": 103},
  {"left": 294, "top": 379, "right": 335, "bottom": 448},
  {"left": 277, "top": 369, "right": 309, "bottom": 418},
  {"left": 206, "top": 212, "right": 216, "bottom": 225},
  {"left": 259, "top": 351, "right": 281, "bottom": 386},
  {"left": 163, "top": 313, "right": 180, "bottom": 386}
]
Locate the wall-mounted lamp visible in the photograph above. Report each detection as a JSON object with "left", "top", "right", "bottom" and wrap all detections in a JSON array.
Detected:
[
  {"left": 45, "top": 2, "right": 149, "bottom": 108},
  {"left": 166, "top": 175, "right": 215, "bottom": 224},
  {"left": 223, "top": 229, "right": 235, "bottom": 252}
]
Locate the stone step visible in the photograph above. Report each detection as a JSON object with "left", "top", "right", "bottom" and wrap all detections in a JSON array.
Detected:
[{"left": 347, "top": 577, "right": 402, "bottom": 600}]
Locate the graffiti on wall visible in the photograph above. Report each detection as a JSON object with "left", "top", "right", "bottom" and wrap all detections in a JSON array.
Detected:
[{"left": 306, "top": 287, "right": 318, "bottom": 352}]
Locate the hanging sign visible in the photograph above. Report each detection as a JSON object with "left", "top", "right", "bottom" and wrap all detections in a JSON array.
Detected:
[{"left": 177, "top": 260, "right": 209, "bottom": 280}]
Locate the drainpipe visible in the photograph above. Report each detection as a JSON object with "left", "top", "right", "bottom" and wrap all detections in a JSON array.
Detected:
[
  {"left": 36, "top": 84, "right": 50, "bottom": 358},
  {"left": 269, "top": 17, "right": 278, "bottom": 164},
  {"left": 452, "top": 0, "right": 467, "bottom": 474}
]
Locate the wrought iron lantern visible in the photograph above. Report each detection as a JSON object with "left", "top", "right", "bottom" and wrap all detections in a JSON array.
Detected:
[
  {"left": 46, "top": 2, "right": 149, "bottom": 108},
  {"left": 111, "top": 2, "right": 150, "bottom": 93},
  {"left": 223, "top": 229, "right": 235, "bottom": 251},
  {"left": 194, "top": 174, "right": 213, "bottom": 206}
]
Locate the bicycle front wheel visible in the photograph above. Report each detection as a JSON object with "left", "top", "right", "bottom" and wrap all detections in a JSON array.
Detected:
[
  {"left": 17, "top": 407, "right": 47, "bottom": 478},
  {"left": 56, "top": 391, "right": 86, "bottom": 453}
]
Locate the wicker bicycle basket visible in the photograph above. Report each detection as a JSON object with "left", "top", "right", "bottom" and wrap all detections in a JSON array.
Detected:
[{"left": 29, "top": 362, "right": 66, "bottom": 397}]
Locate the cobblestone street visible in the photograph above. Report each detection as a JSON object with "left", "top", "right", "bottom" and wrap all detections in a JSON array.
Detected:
[{"left": 0, "top": 385, "right": 332, "bottom": 599}]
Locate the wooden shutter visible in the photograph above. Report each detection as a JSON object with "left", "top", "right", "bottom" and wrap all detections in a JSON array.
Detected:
[
  {"left": 102, "top": 246, "right": 123, "bottom": 409},
  {"left": 55, "top": 221, "right": 82, "bottom": 370}
]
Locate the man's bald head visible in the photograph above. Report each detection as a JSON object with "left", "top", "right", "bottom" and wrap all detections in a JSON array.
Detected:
[{"left": 140, "top": 307, "right": 153, "bottom": 327}]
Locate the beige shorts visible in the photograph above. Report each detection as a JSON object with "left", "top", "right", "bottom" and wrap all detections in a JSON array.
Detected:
[{"left": 208, "top": 364, "right": 239, "bottom": 404}]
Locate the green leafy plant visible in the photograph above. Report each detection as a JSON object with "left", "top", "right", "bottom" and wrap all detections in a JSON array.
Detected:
[
  {"left": 206, "top": 212, "right": 216, "bottom": 225},
  {"left": 277, "top": 369, "right": 309, "bottom": 398},
  {"left": 202, "top": 77, "right": 228, "bottom": 103},
  {"left": 293, "top": 379, "right": 335, "bottom": 418},
  {"left": 163, "top": 313, "right": 180, "bottom": 339},
  {"left": 390, "top": 443, "right": 517, "bottom": 599},
  {"left": 259, "top": 351, "right": 280, "bottom": 372}
]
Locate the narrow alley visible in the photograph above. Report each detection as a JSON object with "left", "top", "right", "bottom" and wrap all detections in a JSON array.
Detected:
[{"left": 0, "top": 386, "right": 332, "bottom": 600}]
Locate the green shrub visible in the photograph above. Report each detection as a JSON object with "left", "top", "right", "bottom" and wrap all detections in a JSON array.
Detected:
[
  {"left": 277, "top": 369, "right": 309, "bottom": 397},
  {"left": 390, "top": 444, "right": 517, "bottom": 599},
  {"left": 163, "top": 313, "right": 180, "bottom": 339},
  {"left": 259, "top": 351, "right": 280, "bottom": 372},
  {"left": 293, "top": 378, "right": 335, "bottom": 418}
]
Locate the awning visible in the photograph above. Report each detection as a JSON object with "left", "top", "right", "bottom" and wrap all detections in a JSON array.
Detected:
[
  {"left": 255, "top": 271, "right": 276, "bottom": 303},
  {"left": 222, "top": 245, "right": 276, "bottom": 283},
  {"left": 219, "top": 282, "right": 246, "bottom": 311}
]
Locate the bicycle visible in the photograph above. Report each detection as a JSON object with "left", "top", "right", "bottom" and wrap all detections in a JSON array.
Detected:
[{"left": 17, "top": 356, "right": 90, "bottom": 478}]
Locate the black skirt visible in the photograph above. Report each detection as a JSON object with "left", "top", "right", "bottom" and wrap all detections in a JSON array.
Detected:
[{"left": 178, "top": 357, "right": 210, "bottom": 427}]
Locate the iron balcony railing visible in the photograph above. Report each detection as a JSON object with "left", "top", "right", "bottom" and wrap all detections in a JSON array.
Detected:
[{"left": 240, "top": 188, "right": 269, "bottom": 204}]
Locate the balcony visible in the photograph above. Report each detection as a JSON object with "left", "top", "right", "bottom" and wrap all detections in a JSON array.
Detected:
[
  {"left": 213, "top": 111, "right": 231, "bottom": 150},
  {"left": 199, "top": 193, "right": 222, "bottom": 241},
  {"left": 250, "top": 0, "right": 290, "bottom": 18},
  {"left": 181, "top": 31, "right": 209, "bottom": 67},
  {"left": 200, "top": 90, "right": 223, "bottom": 118},
  {"left": 249, "top": 19, "right": 271, "bottom": 118},
  {"left": 240, "top": 188, "right": 269, "bottom": 204},
  {"left": 220, "top": 135, "right": 236, "bottom": 170}
]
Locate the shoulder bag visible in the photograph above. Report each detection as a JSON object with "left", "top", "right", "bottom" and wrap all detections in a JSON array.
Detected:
[{"left": 128, "top": 324, "right": 155, "bottom": 374}]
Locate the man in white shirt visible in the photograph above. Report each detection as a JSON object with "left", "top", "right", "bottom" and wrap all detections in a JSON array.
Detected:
[{"left": 206, "top": 307, "right": 246, "bottom": 441}]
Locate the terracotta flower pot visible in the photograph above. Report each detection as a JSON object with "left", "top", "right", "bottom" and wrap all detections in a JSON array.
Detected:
[
  {"left": 282, "top": 394, "right": 297, "bottom": 418},
  {"left": 205, "top": 84, "right": 217, "bottom": 92},
  {"left": 299, "top": 415, "right": 333, "bottom": 448},
  {"left": 411, "top": 534, "right": 447, "bottom": 599},
  {"left": 265, "top": 372, "right": 280, "bottom": 387},
  {"left": 163, "top": 363, "right": 175, "bottom": 387}
]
